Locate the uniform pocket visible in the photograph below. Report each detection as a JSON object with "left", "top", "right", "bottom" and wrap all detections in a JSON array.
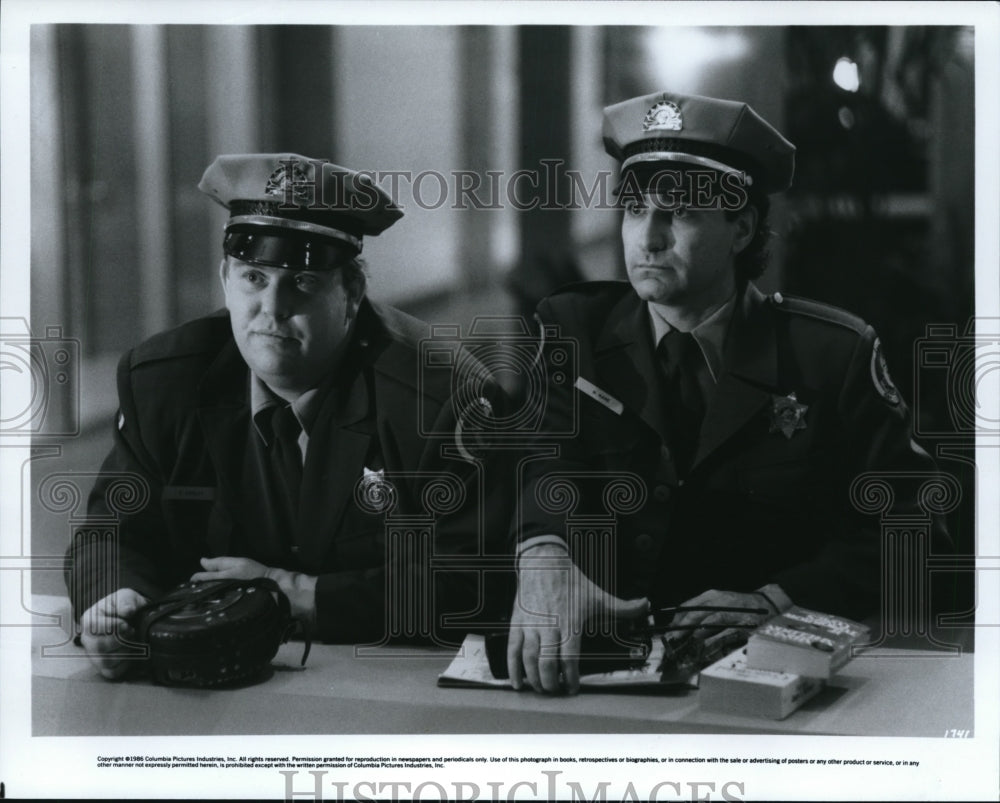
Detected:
[{"left": 161, "top": 486, "right": 218, "bottom": 531}]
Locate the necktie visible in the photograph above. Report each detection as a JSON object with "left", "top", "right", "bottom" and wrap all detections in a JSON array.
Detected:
[
  {"left": 268, "top": 403, "right": 303, "bottom": 527},
  {"left": 658, "top": 330, "right": 707, "bottom": 473}
]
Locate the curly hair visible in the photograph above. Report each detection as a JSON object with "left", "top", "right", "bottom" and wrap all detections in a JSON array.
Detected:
[{"left": 339, "top": 256, "right": 368, "bottom": 304}]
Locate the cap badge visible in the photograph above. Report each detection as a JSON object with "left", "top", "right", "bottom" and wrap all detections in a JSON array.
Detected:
[
  {"left": 870, "top": 337, "right": 901, "bottom": 405},
  {"left": 264, "top": 159, "right": 313, "bottom": 205},
  {"left": 643, "top": 100, "right": 684, "bottom": 132},
  {"left": 769, "top": 392, "right": 808, "bottom": 439}
]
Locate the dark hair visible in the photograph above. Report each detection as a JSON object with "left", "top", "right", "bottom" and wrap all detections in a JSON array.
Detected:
[
  {"left": 340, "top": 256, "right": 368, "bottom": 303},
  {"left": 726, "top": 190, "right": 771, "bottom": 281}
]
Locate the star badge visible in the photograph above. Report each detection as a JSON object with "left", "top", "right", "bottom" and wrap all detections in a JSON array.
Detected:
[
  {"left": 356, "top": 467, "right": 396, "bottom": 514},
  {"left": 769, "top": 392, "right": 809, "bottom": 439}
]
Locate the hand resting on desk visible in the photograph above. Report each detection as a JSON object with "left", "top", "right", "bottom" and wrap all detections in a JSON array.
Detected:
[
  {"left": 79, "top": 588, "right": 150, "bottom": 680},
  {"left": 506, "top": 544, "right": 649, "bottom": 695},
  {"left": 190, "top": 555, "right": 317, "bottom": 625},
  {"left": 507, "top": 545, "right": 796, "bottom": 693}
]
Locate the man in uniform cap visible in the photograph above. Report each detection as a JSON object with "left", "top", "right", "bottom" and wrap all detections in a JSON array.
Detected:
[
  {"left": 507, "top": 91, "right": 950, "bottom": 693},
  {"left": 68, "top": 153, "right": 509, "bottom": 679}
]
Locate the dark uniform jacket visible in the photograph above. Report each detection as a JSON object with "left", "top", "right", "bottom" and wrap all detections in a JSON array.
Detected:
[
  {"left": 518, "top": 281, "right": 949, "bottom": 620},
  {"left": 66, "top": 299, "right": 512, "bottom": 644}
]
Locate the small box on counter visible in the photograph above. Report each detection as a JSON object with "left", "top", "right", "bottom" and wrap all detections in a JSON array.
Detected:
[
  {"left": 745, "top": 606, "right": 870, "bottom": 680},
  {"left": 698, "top": 648, "right": 823, "bottom": 720}
]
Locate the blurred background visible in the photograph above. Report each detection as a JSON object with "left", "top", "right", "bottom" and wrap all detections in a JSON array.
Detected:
[{"left": 28, "top": 24, "right": 977, "bottom": 630}]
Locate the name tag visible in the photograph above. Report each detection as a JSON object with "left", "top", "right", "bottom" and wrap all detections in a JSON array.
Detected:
[
  {"left": 574, "top": 376, "right": 624, "bottom": 416},
  {"left": 162, "top": 486, "right": 216, "bottom": 502}
]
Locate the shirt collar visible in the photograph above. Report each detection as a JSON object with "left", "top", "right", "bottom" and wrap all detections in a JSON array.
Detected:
[
  {"left": 648, "top": 293, "right": 738, "bottom": 383},
  {"left": 249, "top": 373, "right": 323, "bottom": 445}
]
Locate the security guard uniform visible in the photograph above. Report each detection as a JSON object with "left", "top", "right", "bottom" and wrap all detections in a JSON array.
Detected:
[
  {"left": 518, "top": 279, "right": 948, "bottom": 620},
  {"left": 515, "top": 91, "right": 950, "bottom": 621},
  {"left": 66, "top": 154, "right": 512, "bottom": 644}
]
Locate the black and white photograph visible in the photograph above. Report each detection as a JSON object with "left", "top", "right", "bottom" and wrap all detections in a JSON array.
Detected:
[{"left": 1, "top": 1, "right": 998, "bottom": 800}]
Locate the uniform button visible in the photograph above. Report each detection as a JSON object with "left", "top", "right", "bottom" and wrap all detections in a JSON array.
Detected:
[
  {"left": 634, "top": 533, "right": 655, "bottom": 553},
  {"left": 653, "top": 484, "right": 671, "bottom": 503}
]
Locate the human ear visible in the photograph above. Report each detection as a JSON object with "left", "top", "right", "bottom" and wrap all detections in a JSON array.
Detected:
[
  {"left": 732, "top": 205, "right": 758, "bottom": 255},
  {"left": 345, "top": 294, "right": 362, "bottom": 325}
]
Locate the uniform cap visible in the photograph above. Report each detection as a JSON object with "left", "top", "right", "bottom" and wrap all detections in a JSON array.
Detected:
[
  {"left": 603, "top": 91, "right": 795, "bottom": 193},
  {"left": 198, "top": 153, "right": 403, "bottom": 269}
]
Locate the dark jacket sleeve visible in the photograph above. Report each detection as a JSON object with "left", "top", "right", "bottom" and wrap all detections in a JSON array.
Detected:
[
  {"left": 65, "top": 351, "right": 179, "bottom": 618},
  {"left": 512, "top": 290, "right": 952, "bottom": 622},
  {"left": 770, "top": 324, "right": 953, "bottom": 617},
  {"left": 514, "top": 295, "right": 605, "bottom": 548},
  {"left": 311, "top": 380, "right": 517, "bottom": 646}
]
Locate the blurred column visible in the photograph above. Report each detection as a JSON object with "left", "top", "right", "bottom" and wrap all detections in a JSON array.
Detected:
[
  {"left": 457, "top": 27, "right": 496, "bottom": 292},
  {"left": 30, "top": 26, "right": 67, "bottom": 333},
  {"left": 66, "top": 25, "right": 143, "bottom": 357},
  {"left": 131, "top": 26, "right": 174, "bottom": 337},
  {"left": 570, "top": 27, "right": 619, "bottom": 281},
  {"left": 205, "top": 27, "right": 261, "bottom": 155},
  {"left": 204, "top": 26, "right": 261, "bottom": 311},
  {"left": 928, "top": 27, "right": 974, "bottom": 319},
  {"left": 518, "top": 26, "right": 572, "bottom": 257},
  {"left": 164, "top": 27, "right": 213, "bottom": 324},
  {"left": 489, "top": 27, "right": 520, "bottom": 277},
  {"left": 50, "top": 25, "right": 91, "bottom": 345},
  {"left": 257, "top": 26, "right": 335, "bottom": 158},
  {"left": 511, "top": 27, "right": 576, "bottom": 321}
]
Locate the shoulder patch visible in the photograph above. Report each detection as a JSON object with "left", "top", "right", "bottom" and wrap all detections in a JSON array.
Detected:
[
  {"left": 870, "top": 337, "right": 901, "bottom": 405},
  {"left": 770, "top": 294, "right": 867, "bottom": 334}
]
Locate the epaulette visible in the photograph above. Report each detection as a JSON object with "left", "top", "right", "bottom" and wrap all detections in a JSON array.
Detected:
[
  {"left": 129, "top": 311, "right": 232, "bottom": 369},
  {"left": 768, "top": 292, "right": 867, "bottom": 334}
]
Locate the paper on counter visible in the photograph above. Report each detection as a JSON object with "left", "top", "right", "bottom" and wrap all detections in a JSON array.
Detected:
[{"left": 437, "top": 634, "right": 696, "bottom": 692}]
